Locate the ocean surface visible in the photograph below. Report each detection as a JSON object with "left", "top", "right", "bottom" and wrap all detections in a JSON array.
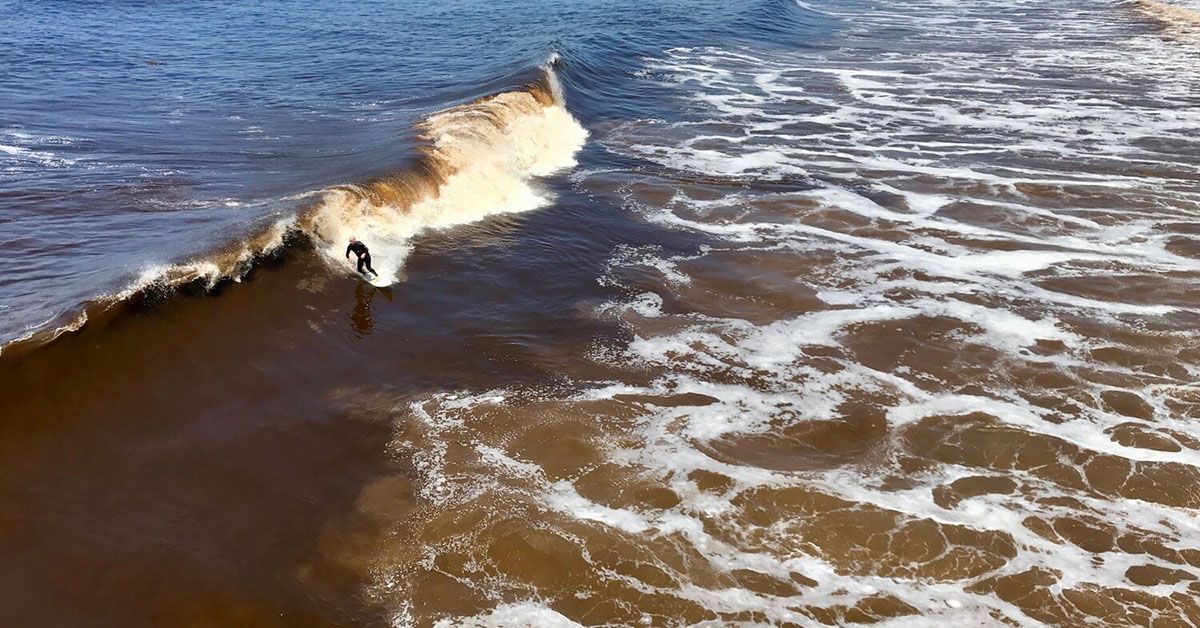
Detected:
[{"left": 2, "top": 0, "right": 1200, "bottom": 625}]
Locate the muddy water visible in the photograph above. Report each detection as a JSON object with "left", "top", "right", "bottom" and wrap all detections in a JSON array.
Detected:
[{"left": 3, "top": 0, "right": 1200, "bottom": 626}]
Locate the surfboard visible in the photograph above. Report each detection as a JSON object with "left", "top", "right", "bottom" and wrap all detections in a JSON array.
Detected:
[{"left": 361, "top": 272, "right": 390, "bottom": 288}]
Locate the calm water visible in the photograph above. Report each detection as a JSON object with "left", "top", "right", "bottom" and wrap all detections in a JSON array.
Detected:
[{"left": 2, "top": 0, "right": 1200, "bottom": 625}]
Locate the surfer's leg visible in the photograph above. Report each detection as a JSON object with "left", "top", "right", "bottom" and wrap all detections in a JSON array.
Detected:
[
  {"left": 357, "top": 256, "right": 366, "bottom": 274},
  {"left": 364, "top": 253, "right": 377, "bottom": 276}
]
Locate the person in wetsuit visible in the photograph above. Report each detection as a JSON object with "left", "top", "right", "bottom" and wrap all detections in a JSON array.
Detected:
[{"left": 346, "top": 236, "right": 378, "bottom": 277}]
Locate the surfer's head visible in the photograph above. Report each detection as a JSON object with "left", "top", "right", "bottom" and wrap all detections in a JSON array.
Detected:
[{"left": 348, "top": 236, "right": 357, "bottom": 243}]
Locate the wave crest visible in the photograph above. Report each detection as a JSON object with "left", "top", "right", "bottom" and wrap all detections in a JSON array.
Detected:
[
  {"left": 1137, "top": 0, "right": 1200, "bottom": 26},
  {"left": 0, "top": 66, "right": 587, "bottom": 357},
  {"left": 299, "top": 72, "right": 587, "bottom": 284}
]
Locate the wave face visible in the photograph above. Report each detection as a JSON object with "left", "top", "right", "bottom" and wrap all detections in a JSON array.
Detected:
[
  {"left": 0, "top": 72, "right": 586, "bottom": 354},
  {"left": 299, "top": 77, "right": 587, "bottom": 284},
  {"left": 1139, "top": 0, "right": 1200, "bottom": 25}
]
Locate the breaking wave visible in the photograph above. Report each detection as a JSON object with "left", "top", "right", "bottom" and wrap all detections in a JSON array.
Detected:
[{"left": 0, "top": 63, "right": 587, "bottom": 358}]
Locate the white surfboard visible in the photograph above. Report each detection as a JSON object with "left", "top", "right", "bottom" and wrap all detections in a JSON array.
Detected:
[{"left": 362, "top": 272, "right": 391, "bottom": 288}]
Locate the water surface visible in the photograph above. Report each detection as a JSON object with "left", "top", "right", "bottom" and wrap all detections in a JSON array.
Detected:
[{"left": 2, "top": 0, "right": 1199, "bottom": 625}]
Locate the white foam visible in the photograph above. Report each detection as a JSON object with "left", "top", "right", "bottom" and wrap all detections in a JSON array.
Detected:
[
  {"left": 430, "top": 603, "right": 582, "bottom": 628},
  {"left": 309, "top": 90, "right": 588, "bottom": 285},
  {"left": 0, "top": 143, "right": 75, "bottom": 167}
]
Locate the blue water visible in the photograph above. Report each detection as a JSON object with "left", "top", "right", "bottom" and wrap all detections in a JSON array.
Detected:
[{"left": 0, "top": 0, "right": 826, "bottom": 345}]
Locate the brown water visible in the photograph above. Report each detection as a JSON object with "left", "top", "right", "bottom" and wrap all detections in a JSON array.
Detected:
[{"left": 3, "top": 0, "right": 1200, "bottom": 626}]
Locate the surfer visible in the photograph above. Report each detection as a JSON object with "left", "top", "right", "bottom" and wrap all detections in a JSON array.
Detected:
[{"left": 346, "top": 236, "right": 378, "bottom": 277}]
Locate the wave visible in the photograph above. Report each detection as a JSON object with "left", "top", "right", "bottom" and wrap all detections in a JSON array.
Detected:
[
  {"left": 298, "top": 64, "right": 587, "bottom": 284},
  {"left": 0, "top": 63, "right": 588, "bottom": 359},
  {"left": 1136, "top": 0, "right": 1200, "bottom": 25}
]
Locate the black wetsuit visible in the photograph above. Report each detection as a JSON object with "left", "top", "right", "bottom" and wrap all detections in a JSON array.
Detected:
[{"left": 346, "top": 241, "right": 377, "bottom": 276}]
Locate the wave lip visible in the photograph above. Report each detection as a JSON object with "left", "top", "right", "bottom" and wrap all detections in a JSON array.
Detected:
[{"left": 299, "top": 67, "right": 589, "bottom": 285}]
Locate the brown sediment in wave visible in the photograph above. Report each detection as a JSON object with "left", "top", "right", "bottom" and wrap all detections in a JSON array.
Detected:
[
  {"left": 296, "top": 74, "right": 584, "bottom": 253},
  {"left": 0, "top": 72, "right": 585, "bottom": 361},
  {"left": 128, "top": 73, "right": 582, "bottom": 294}
]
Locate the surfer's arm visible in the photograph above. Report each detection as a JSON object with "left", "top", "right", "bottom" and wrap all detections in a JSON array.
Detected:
[{"left": 345, "top": 244, "right": 352, "bottom": 258}]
